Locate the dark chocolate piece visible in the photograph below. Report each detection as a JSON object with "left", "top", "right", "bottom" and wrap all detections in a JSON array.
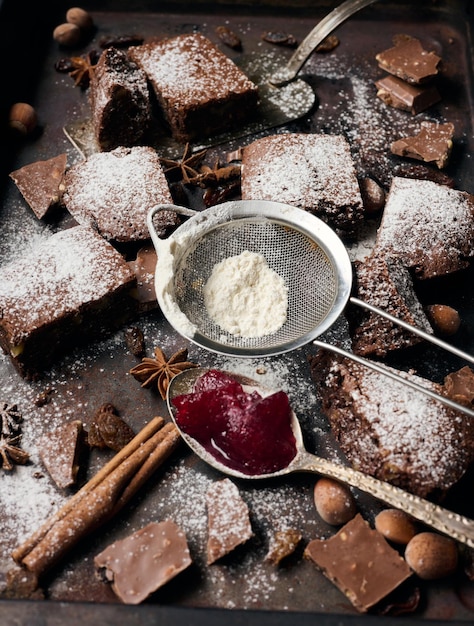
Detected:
[
  {"left": 391, "top": 122, "right": 454, "bottom": 169},
  {"left": 39, "top": 420, "right": 84, "bottom": 489},
  {"left": 376, "top": 36, "right": 441, "bottom": 84},
  {"left": 443, "top": 366, "right": 474, "bottom": 407},
  {"left": 206, "top": 478, "right": 253, "bottom": 564},
  {"left": 128, "top": 244, "right": 158, "bottom": 312},
  {"left": 95, "top": 520, "right": 192, "bottom": 604},
  {"left": 9, "top": 154, "right": 67, "bottom": 219},
  {"left": 375, "top": 75, "right": 441, "bottom": 114},
  {"left": 305, "top": 514, "right": 412, "bottom": 612}
]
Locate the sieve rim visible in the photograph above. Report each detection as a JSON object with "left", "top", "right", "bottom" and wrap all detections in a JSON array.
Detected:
[{"left": 147, "top": 200, "right": 353, "bottom": 357}]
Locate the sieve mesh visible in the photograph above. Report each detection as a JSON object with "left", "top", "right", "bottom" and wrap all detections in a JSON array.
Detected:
[{"left": 172, "top": 217, "right": 338, "bottom": 352}]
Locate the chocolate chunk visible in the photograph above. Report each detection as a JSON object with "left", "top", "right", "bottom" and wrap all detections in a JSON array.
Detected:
[
  {"left": 128, "top": 244, "right": 158, "bottom": 312},
  {"left": 305, "top": 514, "right": 412, "bottom": 612},
  {"left": 94, "top": 520, "right": 192, "bottom": 604},
  {"left": 9, "top": 153, "right": 67, "bottom": 219},
  {"left": 443, "top": 366, "right": 474, "bottom": 407},
  {"left": 206, "top": 478, "right": 253, "bottom": 564},
  {"left": 39, "top": 420, "right": 84, "bottom": 489},
  {"left": 266, "top": 528, "right": 302, "bottom": 565},
  {"left": 376, "top": 36, "right": 441, "bottom": 84},
  {"left": 375, "top": 75, "right": 441, "bottom": 114},
  {"left": 391, "top": 122, "right": 454, "bottom": 169}
]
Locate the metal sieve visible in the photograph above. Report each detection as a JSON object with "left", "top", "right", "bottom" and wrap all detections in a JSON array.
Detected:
[
  {"left": 148, "top": 199, "right": 474, "bottom": 417},
  {"left": 148, "top": 200, "right": 352, "bottom": 357}
]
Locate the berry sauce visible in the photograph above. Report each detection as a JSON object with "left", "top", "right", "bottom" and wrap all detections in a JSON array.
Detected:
[{"left": 172, "top": 370, "right": 297, "bottom": 476}]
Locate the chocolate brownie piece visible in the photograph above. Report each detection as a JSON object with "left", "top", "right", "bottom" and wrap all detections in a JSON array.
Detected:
[
  {"left": 90, "top": 47, "right": 152, "bottom": 151},
  {"left": 129, "top": 33, "right": 258, "bottom": 143},
  {"left": 63, "top": 146, "right": 173, "bottom": 243},
  {"left": 309, "top": 351, "right": 474, "bottom": 498},
  {"left": 0, "top": 226, "right": 136, "bottom": 377},
  {"left": 241, "top": 133, "right": 364, "bottom": 238},
  {"left": 349, "top": 251, "right": 433, "bottom": 357},
  {"left": 374, "top": 177, "right": 474, "bottom": 279},
  {"left": 9, "top": 154, "right": 67, "bottom": 219}
]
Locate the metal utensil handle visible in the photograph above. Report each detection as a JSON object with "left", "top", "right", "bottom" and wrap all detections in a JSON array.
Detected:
[
  {"left": 350, "top": 296, "right": 474, "bottom": 366},
  {"left": 298, "top": 450, "right": 474, "bottom": 548},
  {"left": 312, "top": 340, "right": 474, "bottom": 418},
  {"left": 271, "top": 0, "right": 380, "bottom": 86},
  {"left": 147, "top": 204, "right": 197, "bottom": 256}
]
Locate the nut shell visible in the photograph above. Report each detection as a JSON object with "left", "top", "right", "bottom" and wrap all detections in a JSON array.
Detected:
[
  {"left": 374, "top": 509, "right": 417, "bottom": 545},
  {"left": 53, "top": 22, "right": 81, "bottom": 47},
  {"left": 8, "top": 102, "right": 37, "bottom": 135},
  {"left": 313, "top": 477, "right": 357, "bottom": 526},
  {"left": 66, "top": 7, "right": 94, "bottom": 31},
  {"left": 405, "top": 532, "right": 458, "bottom": 580}
]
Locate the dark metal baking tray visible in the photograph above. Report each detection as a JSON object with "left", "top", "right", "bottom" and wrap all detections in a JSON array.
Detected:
[{"left": 1, "top": 0, "right": 474, "bottom": 624}]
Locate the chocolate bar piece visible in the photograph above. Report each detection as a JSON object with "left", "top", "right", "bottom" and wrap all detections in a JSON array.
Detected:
[
  {"left": 206, "top": 478, "right": 253, "bottom": 564},
  {"left": 376, "top": 75, "right": 441, "bottom": 115},
  {"left": 9, "top": 154, "right": 67, "bottom": 219},
  {"left": 305, "top": 514, "right": 412, "bottom": 612},
  {"left": 39, "top": 420, "right": 84, "bottom": 489},
  {"left": 390, "top": 121, "right": 454, "bottom": 169},
  {"left": 376, "top": 36, "right": 441, "bottom": 84},
  {"left": 95, "top": 520, "right": 192, "bottom": 604}
]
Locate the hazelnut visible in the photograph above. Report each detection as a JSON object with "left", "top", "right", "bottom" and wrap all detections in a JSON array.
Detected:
[
  {"left": 66, "top": 7, "right": 94, "bottom": 31},
  {"left": 8, "top": 102, "right": 37, "bottom": 135},
  {"left": 405, "top": 532, "right": 458, "bottom": 580},
  {"left": 374, "top": 509, "right": 417, "bottom": 545},
  {"left": 313, "top": 477, "right": 357, "bottom": 526},
  {"left": 53, "top": 22, "right": 81, "bottom": 47},
  {"left": 359, "top": 176, "right": 386, "bottom": 215},
  {"left": 425, "top": 304, "right": 461, "bottom": 336}
]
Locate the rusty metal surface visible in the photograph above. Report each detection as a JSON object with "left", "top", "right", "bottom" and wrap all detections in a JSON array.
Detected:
[{"left": 1, "top": 1, "right": 474, "bottom": 624}]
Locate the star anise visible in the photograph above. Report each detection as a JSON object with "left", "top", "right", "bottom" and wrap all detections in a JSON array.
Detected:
[
  {"left": 130, "top": 347, "right": 198, "bottom": 400},
  {"left": 160, "top": 144, "right": 207, "bottom": 184},
  {"left": 0, "top": 434, "right": 29, "bottom": 471},
  {"left": 0, "top": 402, "right": 22, "bottom": 436},
  {"left": 55, "top": 50, "right": 99, "bottom": 89}
]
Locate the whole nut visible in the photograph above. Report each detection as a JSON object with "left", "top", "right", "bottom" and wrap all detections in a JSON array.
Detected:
[
  {"left": 53, "top": 22, "right": 81, "bottom": 47},
  {"left": 8, "top": 102, "right": 37, "bottom": 135},
  {"left": 374, "top": 509, "right": 417, "bottom": 545},
  {"left": 313, "top": 477, "right": 357, "bottom": 526},
  {"left": 425, "top": 304, "right": 461, "bottom": 336},
  {"left": 405, "top": 532, "right": 458, "bottom": 580},
  {"left": 359, "top": 176, "right": 386, "bottom": 215},
  {"left": 66, "top": 7, "right": 94, "bottom": 31}
]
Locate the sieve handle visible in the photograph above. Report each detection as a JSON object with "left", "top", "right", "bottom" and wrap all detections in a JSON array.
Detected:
[
  {"left": 350, "top": 296, "right": 474, "bottom": 365},
  {"left": 312, "top": 340, "right": 474, "bottom": 418},
  {"left": 147, "top": 204, "right": 197, "bottom": 256}
]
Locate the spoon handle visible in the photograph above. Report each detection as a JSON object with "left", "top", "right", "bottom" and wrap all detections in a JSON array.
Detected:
[
  {"left": 298, "top": 451, "right": 474, "bottom": 548},
  {"left": 271, "top": 0, "right": 380, "bottom": 86}
]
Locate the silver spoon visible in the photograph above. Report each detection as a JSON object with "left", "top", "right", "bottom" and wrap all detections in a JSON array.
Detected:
[{"left": 168, "top": 367, "right": 474, "bottom": 549}]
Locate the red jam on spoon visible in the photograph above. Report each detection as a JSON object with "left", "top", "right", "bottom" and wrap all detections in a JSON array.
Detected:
[{"left": 172, "top": 369, "right": 297, "bottom": 476}]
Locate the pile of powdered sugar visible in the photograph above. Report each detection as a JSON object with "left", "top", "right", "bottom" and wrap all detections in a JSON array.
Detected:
[{"left": 203, "top": 250, "right": 288, "bottom": 338}]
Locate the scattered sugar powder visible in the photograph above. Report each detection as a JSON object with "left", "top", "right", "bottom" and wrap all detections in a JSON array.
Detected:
[{"left": 203, "top": 250, "right": 288, "bottom": 338}]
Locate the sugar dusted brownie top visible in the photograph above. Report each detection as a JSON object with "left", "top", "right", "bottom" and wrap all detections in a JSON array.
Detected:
[
  {"left": 0, "top": 226, "right": 135, "bottom": 349},
  {"left": 63, "top": 146, "right": 173, "bottom": 243},
  {"left": 130, "top": 33, "right": 257, "bottom": 108},
  {"left": 374, "top": 176, "right": 474, "bottom": 278}
]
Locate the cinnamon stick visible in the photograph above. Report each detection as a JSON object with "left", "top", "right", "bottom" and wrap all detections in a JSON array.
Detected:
[{"left": 12, "top": 417, "right": 181, "bottom": 578}]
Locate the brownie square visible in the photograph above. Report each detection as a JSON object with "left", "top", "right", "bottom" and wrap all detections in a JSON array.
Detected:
[{"left": 0, "top": 226, "right": 136, "bottom": 377}]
